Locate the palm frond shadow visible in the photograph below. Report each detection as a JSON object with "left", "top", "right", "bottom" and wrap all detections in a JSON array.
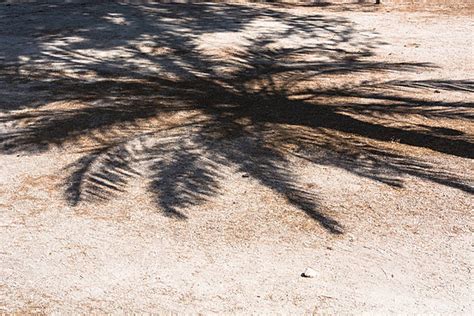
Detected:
[{"left": 0, "top": 2, "right": 472, "bottom": 233}]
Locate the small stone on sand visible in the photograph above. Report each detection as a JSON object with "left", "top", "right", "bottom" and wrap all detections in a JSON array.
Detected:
[{"left": 302, "top": 267, "right": 317, "bottom": 278}]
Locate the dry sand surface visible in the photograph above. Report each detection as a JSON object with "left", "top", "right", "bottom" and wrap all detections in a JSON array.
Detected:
[{"left": 0, "top": 1, "right": 473, "bottom": 314}]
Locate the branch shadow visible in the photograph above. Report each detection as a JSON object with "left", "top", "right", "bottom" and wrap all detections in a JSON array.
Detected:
[{"left": 0, "top": 2, "right": 472, "bottom": 233}]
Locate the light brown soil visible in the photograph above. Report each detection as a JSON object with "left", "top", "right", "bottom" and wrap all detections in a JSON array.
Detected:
[{"left": 0, "top": 2, "right": 473, "bottom": 314}]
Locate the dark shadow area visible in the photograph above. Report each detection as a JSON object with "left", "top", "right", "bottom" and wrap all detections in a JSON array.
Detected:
[{"left": 0, "top": 1, "right": 472, "bottom": 233}]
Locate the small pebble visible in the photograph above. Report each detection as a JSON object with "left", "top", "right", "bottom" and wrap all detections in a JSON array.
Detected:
[{"left": 301, "top": 267, "right": 318, "bottom": 278}]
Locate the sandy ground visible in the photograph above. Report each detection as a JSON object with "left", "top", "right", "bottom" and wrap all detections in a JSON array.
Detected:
[{"left": 0, "top": 1, "right": 473, "bottom": 314}]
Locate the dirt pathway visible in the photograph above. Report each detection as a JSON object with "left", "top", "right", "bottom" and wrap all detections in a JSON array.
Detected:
[{"left": 0, "top": 2, "right": 473, "bottom": 314}]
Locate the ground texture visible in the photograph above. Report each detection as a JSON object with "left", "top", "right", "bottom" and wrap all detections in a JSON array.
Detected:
[{"left": 0, "top": 1, "right": 473, "bottom": 314}]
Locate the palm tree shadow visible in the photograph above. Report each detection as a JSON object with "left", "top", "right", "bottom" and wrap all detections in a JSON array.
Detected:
[{"left": 0, "top": 2, "right": 472, "bottom": 233}]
